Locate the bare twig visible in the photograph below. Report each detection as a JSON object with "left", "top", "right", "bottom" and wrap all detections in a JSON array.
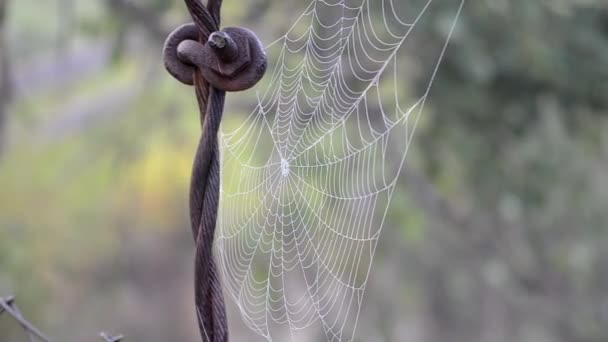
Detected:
[
  {"left": 100, "top": 332, "right": 124, "bottom": 342},
  {"left": 0, "top": 296, "right": 50, "bottom": 342},
  {"left": 0, "top": 295, "right": 14, "bottom": 313},
  {"left": 1, "top": 295, "right": 124, "bottom": 341}
]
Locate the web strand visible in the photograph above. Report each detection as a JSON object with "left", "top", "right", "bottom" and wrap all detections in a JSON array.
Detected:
[{"left": 217, "top": 1, "right": 465, "bottom": 341}]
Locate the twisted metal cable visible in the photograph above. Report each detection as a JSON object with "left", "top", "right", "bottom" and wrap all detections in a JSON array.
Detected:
[
  {"left": 164, "top": 1, "right": 266, "bottom": 341},
  {"left": 191, "top": 87, "right": 227, "bottom": 342},
  {"left": 181, "top": 1, "right": 227, "bottom": 341}
]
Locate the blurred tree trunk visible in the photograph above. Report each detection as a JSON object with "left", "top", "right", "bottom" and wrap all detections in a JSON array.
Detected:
[
  {"left": 106, "top": 0, "right": 168, "bottom": 42},
  {"left": 0, "top": 0, "right": 11, "bottom": 156},
  {"left": 105, "top": 0, "right": 169, "bottom": 61},
  {"left": 56, "top": 0, "right": 75, "bottom": 58}
]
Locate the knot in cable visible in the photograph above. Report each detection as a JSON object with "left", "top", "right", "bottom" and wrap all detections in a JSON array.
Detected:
[{"left": 163, "top": 23, "right": 267, "bottom": 92}]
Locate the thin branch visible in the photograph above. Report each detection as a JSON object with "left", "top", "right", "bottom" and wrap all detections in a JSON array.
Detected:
[
  {"left": 100, "top": 332, "right": 124, "bottom": 342},
  {"left": 0, "top": 295, "right": 124, "bottom": 341},
  {"left": 0, "top": 295, "right": 13, "bottom": 313},
  {"left": 0, "top": 296, "right": 50, "bottom": 342}
]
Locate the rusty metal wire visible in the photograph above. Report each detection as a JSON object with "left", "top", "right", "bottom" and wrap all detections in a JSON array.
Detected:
[
  {"left": 162, "top": 1, "right": 267, "bottom": 341},
  {"left": 0, "top": 295, "right": 123, "bottom": 342}
]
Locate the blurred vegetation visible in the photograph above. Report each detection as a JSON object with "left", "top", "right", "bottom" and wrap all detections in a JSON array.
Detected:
[{"left": 0, "top": 0, "right": 607, "bottom": 341}]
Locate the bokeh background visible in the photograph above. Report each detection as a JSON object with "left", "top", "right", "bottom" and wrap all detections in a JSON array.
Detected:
[{"left": 1, "top": 0, "right": 608, "bottom": 341}]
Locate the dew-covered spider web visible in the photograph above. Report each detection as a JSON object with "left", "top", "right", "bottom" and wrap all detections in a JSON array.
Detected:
[{"left": 216, "top": 0, "right": 464, "bottom": 340}]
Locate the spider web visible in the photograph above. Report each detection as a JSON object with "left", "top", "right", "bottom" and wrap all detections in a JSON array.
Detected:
[{"left": 216, "top": 0, "right": 464, "bottom": 340}]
